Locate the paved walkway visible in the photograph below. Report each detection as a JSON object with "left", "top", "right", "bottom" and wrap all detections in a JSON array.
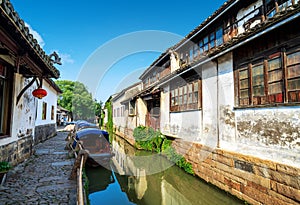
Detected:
[{"left": 0, "top": 131, "right": 77, "bottom": 205}]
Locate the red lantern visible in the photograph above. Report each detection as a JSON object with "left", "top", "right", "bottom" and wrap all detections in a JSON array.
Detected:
[{"left": 32, "top": 88, "right": 47, "bottom": 99}]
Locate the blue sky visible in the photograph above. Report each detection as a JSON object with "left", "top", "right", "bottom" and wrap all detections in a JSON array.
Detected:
[{"left": 10, "top": 0, "right": 226, "bottom": 102}]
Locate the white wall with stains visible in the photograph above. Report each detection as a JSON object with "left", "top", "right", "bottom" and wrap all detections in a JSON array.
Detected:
[
  {"left": 112, "top": 95, "right": 126, "bottom": 132},
  {"left": 160, "top": 85, "right": 170, "bottom": 135},
  {"left": 35, "top": 81, "right": 58, "bottom": 126},
  {"left": 136, "top": 98, "right": 147, "bottom": 127},
  {"left": 201, "top": 61, "right": 218, "bottom": 148},
  {"left": 10, "top": 74, "right": 37, "bottom": 144},
  {"left": 233, "top": 107, "right": 300, "bottom": 165},
  {"left": 217, "top": 53, "right": 236, "bottom": 148}
]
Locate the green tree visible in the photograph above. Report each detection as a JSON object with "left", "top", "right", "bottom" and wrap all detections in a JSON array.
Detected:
[
  {"left": 94, "top": 99, "right": 103, "bottom": 125},
  {"left": 56, "top": 80, "right": 98, "bottom": 121},
  {"left": 56, "top": 80, "right": 75, "bottom": 111},
  {"left": 104, "top": 97, "right": 113, "bottom": 135}
]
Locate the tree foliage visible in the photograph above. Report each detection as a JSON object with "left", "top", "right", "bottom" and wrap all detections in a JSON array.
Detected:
[
  {"left": 56, "top": 80, "right": 102, "bottom": 121},
  {"left": 104, "top": 97, "right": 113, "bottom": 135}
]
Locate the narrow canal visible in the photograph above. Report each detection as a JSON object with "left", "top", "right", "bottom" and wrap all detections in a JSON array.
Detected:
[{"left": 85, "top": 135, "right": 245, "bottom": 205}]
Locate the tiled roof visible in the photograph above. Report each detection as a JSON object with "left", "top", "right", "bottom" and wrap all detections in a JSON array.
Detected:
[
  {"left": 139, "top": 0, "right": 236, "bottom": 80},
  {"left": 172, "top": 0, "right": 236, "bottom": 50},
  {"left": 174, "top": 2, "right": 300, "bottom": 73},
  {"left": 0, "top": 0, "right": 60, "bottom": 78},
  {"left": 207, "top": 3, "right": 300, "bottom": 58}
]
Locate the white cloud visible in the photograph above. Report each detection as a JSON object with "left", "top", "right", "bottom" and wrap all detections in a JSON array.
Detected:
[
  {"left": 25, "top": 22, "right": 45, "bottom": 48},
  {"left": 60, "top": 53, "right": 74, "bottom": 64}
]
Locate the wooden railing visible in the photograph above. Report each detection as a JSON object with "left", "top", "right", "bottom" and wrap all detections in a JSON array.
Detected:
[{"left": 67, "top": 135, "right": 88, "bottom": 205}]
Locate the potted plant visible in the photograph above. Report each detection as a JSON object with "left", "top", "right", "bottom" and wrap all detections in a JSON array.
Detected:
[{"left": 0, "top": 161, "right": 11, "bottom": 185}]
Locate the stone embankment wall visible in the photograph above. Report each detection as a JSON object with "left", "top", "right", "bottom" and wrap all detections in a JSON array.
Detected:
[
  {"left": 114, "top": 128, "right": 135, "bottom": 146},
  {"left": 0, "top": 135, "right": 33, "bottom": 166},
  {"left": 172, "top": 139, "right": 300, "bottom": 205},
  {"left": 34, "top": 123, "right": 57, "bottom": 145},
  {"left": 0, "top": 124, "right": 57, "bottom": 165}
]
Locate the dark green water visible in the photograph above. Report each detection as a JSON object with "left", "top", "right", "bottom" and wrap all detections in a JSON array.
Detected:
[{"left": 86, "top": 135, "right": 244, "bottom": 205}]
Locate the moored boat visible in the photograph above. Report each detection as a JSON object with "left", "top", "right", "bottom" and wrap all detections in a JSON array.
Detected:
[{"left": 72, "top": 127, "right": 113, "bottom": 168}]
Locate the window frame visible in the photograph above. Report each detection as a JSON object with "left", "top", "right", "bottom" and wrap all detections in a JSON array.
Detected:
[
  {"left": 51, "top": 105, "right": 55, "bottom": 120},
  {"left": 235, "top": 48, "right": 300, "bottom": 108},
  {"left": 170, "top": 79, "right": 202, "bottom": 112},
  {"left": 0, "top": 63, "right": 13, "bottom": 137},
  {"left": 42, "top": 102, "right": 47, "bottom": 120}
]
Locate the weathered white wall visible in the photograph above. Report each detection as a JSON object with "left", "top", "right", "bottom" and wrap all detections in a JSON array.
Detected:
[
  {"left": 136, "top": 98, "right": 147, "bottom": 127},
  {"left": 35, "top": 81, "right": 58, "bottom": 126},
  {"left": 10, "top": 75, "right": 37, "bottom": 144},
  {"left": 234, "top": 108, "right": 300, "bottom": 166},
  {"left": 169, "top": 111, "right": 202, "bottom": 141},
  {"left": 201, "top": 61, "right": 218, "bottom": 148},
  {"left": 112, "top": 96, "right": 126, "bottom": 132},
  {"left": 160, "top": 85, "right": 170, "bottom": 135},
  {"left": 217, "top": 53, "right": 236, "bottom": 148}
]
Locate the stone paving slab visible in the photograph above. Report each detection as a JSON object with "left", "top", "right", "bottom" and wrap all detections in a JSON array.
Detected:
[{"left": 0, "top": 131, "right": 77, "bottom": 205}]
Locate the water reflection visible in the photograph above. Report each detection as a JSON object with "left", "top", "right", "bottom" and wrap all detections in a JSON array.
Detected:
[{"left": 86, "top": 135, "right": 244, "bottom": 205}]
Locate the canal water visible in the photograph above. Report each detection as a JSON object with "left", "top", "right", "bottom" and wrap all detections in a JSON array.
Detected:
[{"left": 85, "top": 135, "right": 244, "bottom": 205}]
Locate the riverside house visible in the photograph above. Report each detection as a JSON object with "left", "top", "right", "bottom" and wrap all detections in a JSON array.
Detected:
[
  {"left": 111, "top": 0, "right": 300, "bottom": 204},
  {"left": 0, "top": 1, "right": 61, "bottom": 165}
]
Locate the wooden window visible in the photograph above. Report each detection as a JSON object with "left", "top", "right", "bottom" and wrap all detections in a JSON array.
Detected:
[
  {"left": 183, "top": 85, "right": 187, "bottom": 105},
  {"left": 178, "top": 87, "right": 183, "bottom": 105},
  {"left": 238, "top": 67, "right": 250, "bottom": 106},
  {"left": 174, "top": 88, "right": 178, "bottom": 106},
  {"left": 268, "top": 54, "right": 283, "bottom": 103},
  {"left": 265, "top": 0, "right": 291, "bottom": 17},
  {"left": 129, "top": 101, "right": 135, "bottom": 116},
  {"left": 51, "top": 105, "right": 55, "bottom": 120},
  {"left": 188, "top": 83, "right": 193, "bottom": 104},
  {"left": 189, "top": 47, "right": 193, "bottom": 62},
  {"left": 170, "top": 79, "right": 201, "bottom": 112},
  {"left": 0, "top": 64, "right": 12, "bottom": 136},
  {"left": 203, "top": 36, "right": 209, "bottom": 52},
  {"left": 193, "top": 44, "right": 198, "bottom": 59},
  {"left": 286, "top": 50, "right": 300, "bottom": 102},
  {"left": 216, "top": 26, "right": 223, "bottom": 46},
  {"left": 193, "top": 81, "right": 199, "bottom": 104},
  {"left": 252, "top": 62, "right": 267, "bottom": 105},
  {"left": 42, "top": 102, "right": 47, "bottom": 120},
  {"left": 209, "top": 33, "right": 215, "bottom": 49},
  {"left": 171, "top": 90, "right": 175, "bottom": 106},
  {"left": 199, "top": 41, "right": 204, "bottom": 56},
  {"left": 236, "top": 48, "right": 300, "bottom": 107}
]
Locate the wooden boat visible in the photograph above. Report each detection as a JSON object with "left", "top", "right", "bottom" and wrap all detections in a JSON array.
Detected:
[{"left": 72, "top": 127, "right": 113, "bottom": 168}]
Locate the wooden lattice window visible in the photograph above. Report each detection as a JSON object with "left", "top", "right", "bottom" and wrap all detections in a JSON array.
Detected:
[
  {"left": 252, "top": 62, "right": 267, "bottom": 105},
  {"left": 267, "top": 54, "right": 283, "bottom": 103},
  {"left": 286, "top": 50, "right": 300, "bottom": 102},
  {"left": 170, "top": 79, "right": 201, "bottom": 112},
  {"left": 236, "top": 47, "right": 300, "bottom": 107},
  {"left": 238, "top": 67, "right": 250, "bottom": 106}
]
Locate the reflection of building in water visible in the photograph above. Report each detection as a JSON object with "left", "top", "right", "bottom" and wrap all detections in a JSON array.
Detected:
[
  {"left": 161, "top": 179, "right": 192, "bottom": 205},
  {"left": 108, "top": 135, "right": 242, "bottom": 205},
  {"left": 111, "top": 136, "right": 148, "bottom": 200}
]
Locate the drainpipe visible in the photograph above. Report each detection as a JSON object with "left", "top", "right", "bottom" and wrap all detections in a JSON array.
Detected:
[
  {"left": 135, "top": 98, "right": 138, "bottom": 127},
  {"left": 216, "top": 60, "right": 220, "bottom": 149}
]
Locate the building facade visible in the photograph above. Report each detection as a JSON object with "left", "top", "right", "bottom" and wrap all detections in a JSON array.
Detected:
[
  {"left": 111, "top": 0, "right": 300, "bottom": 204},
  {"left": 112, "top": 83, "right": 142, "bottom": 144},
  {"left": 0, "top": 0, "right": 60, "bottom": 165}
]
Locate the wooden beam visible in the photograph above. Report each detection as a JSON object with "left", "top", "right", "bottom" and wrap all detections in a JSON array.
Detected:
[{"left": 16, "top": 76, "right": 36, "bottom": 105}]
